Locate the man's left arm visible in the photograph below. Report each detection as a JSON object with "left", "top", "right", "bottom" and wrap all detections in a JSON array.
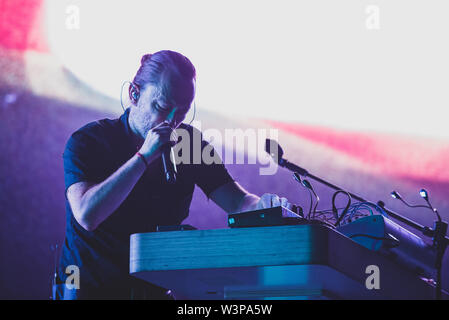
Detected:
[{"left": 193, "top": 134, "right": 293, "bottom": 214}]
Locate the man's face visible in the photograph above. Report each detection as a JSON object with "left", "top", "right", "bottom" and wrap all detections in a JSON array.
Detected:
[{"left": 134, "top": 78, "right": 195, "bottom": 137}]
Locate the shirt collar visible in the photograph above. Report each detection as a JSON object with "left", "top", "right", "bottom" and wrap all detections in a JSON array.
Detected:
[
  {"left": 120, "top": 108, "right": 132, "bottom": 137},
  {"left": 120, "top": 107, "right": 141, "bottom": 152}
]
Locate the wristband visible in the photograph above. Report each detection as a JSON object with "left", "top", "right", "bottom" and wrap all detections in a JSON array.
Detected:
[{"left": 136, "top": 152, "right": 149, "bottom": 168}]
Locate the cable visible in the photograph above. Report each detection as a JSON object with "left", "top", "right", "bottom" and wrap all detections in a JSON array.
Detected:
[
  {"left": 312, "top": 197, "right": 319, "bottom": 219},
  {"left": 347, "top": 204, "right": 374, "bottom": 222},
  {"left": 310, "top": 201, "right": 388, "bottom": 226},
  {"left": 424, "top": 199, "right": 442, "bottom": 222},
  {"left": 306, "top": 188, "right": 313, "bottom": 219},
  {"left": 358, "top": 201, "right": 388, "bottom": 218},
  {"left": 188, "top": 100, "right": 197, "bottom": 125},
  {"left": 349, "top": 234, "right": 392, "bottom": 241},
  {"left": 303, "top": 182, "right": 319, "bottom": 219},
  {"left": 349, "top": 234, "right": 400, "bottom": 248},
  {"left": 292, "top": 172, "right": 316, "bottom": 219},
  {"left": 333, "top": 190, "right": 352, "bottom": 227},
  {"left": 120, "top": 81, "right": 132, "bottom": 112}
]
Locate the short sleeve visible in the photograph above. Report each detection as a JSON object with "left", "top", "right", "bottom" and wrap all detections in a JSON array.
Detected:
[
  {"left": 194, "top": 139, "right": 234, "bottom": 198},
  {"left": 63, "top": 129, "right": 104, "bottom": 193}
]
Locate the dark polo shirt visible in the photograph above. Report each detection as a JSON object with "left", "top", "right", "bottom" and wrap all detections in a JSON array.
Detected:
[{"left": 58, "top": 108, "right": 233, "bottom": 299}]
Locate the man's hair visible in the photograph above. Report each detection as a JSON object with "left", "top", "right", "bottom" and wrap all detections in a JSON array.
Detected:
[{"left": 133, "top": 50, "right": 196, "bottom": 106}]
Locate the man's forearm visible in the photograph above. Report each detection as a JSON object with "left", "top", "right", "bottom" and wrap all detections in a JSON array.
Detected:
[
  {"left": 236, "top": 193, "right": 260, "bottom": 213},
  {"left": 75, "top": 153, "right": 149, "bottom": 231}
]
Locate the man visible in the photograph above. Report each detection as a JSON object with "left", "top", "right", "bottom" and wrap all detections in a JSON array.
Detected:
[{"left": 57, "top": 50, "right": 293, "bottom": 299}]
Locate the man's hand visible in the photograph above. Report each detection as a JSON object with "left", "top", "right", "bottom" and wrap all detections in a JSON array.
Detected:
[
  {"left": 208, "top": 181, "right": 294, "bottom": 214},
  {"left": 139, "top": 121, "right": 178, "bottom": 165},
  {"left": 255, "top": 193, "right": 294, "bottom": 211}
]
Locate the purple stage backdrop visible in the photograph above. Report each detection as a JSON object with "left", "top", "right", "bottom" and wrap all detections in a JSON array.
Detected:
[{"left": 0, "top": 0, "right": 448, "bottom": 299}]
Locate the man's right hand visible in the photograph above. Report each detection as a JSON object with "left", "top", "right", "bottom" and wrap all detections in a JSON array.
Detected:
[{"left": 138, "top": 121, "right": 178, "bottom": 165}]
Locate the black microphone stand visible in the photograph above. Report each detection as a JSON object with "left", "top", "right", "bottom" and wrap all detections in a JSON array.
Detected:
[{"left": 266, "top": 139, "right": 448, "bottom": 299}]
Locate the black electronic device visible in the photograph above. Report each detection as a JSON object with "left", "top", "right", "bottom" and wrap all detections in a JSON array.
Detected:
[
  {"left": 156, "top": 224, "right": 197, "bottom": 232},
  {"left": 228, "top": 205, "right": 304, "bottom": 228}
]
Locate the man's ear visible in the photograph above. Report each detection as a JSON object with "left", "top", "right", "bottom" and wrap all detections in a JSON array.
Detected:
[{"left": 129, "top": 83, "right": 140, "bottom": 104}]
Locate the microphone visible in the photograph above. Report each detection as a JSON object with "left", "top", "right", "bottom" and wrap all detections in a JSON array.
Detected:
[{"left": 161, "top": 143, "right": 177, "bottom": 184}]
